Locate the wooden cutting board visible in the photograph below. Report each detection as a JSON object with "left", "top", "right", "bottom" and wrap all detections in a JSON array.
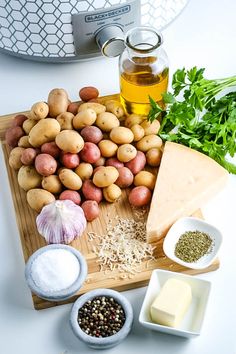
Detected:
[{"left": 0, "top": 94, "right": 219, "bottom": 310}]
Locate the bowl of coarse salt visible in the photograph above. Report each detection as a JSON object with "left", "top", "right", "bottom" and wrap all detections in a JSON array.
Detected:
[{"left": 25, "top": 244, "right": 87, "bottom": 301}]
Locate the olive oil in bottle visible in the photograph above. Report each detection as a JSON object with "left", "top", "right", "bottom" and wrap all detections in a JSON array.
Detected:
[{"left": 119, "top": 27, "right": 169, "bottom": 116}]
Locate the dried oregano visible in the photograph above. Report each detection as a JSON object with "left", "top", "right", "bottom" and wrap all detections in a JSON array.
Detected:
[{"left": 174, "top": 230, "right": 213, "bottom": 263}]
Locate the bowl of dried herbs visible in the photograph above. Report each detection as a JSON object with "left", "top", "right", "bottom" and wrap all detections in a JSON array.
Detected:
[{"left": 163, "top": 217, "right": 223, "bottom": 269}]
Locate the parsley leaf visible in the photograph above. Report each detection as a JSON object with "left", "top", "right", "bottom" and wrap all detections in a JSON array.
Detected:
[
  {"left": 147, "top": 96, "right": 163, "bottom": 122},
  {"left": 162, "top": 92, "right": 176, "bottom": 104}
]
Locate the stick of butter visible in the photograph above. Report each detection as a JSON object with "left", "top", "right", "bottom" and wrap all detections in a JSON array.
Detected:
[{"left": 150, "top": 278, "right": 192, "bottom": 327}]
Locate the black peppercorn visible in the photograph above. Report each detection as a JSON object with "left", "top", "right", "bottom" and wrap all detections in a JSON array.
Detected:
[{"left": 77, "top": 296, "right": 126, "bottom": 338}]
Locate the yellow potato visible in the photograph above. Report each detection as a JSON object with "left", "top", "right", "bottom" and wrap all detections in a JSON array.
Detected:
[
  {"left": 134, "top": 171, "right": 156, "bottom": 190},
  {"left": 117, "top": 144, "right": 137, "bottom": 162},
  {"left": 18, "top": 135, "right": 32, "bottom": 148},
  {"left": 146, "top": 148, "right": 162, "bottom": 167},
  {"left": 78, "top": 102, "right": 106, "bottom": 114},
  {"left": 98, "top": 140, "right": 118, "bottom": 158},
  {"left": 104, "top": 100, "right": 125, "bottom": 119},
  {"left": 103, "top": 184, "right": 122, "bottom": 202},
  {"left": 9, "top": 147, "right": 25, "bottom": 170},
  {"left": 17, "top": 165, "right": 42, "bottom": 191},
  {"left": 94, "top": 156, "right": 106, "bottom": 167},
  {"left": 75, "top": 163, "right": 93, "bottom": 181},
  {"left": 73, "top": 109, "right": 97, "bottom": 130},
  {"left": 141, "top": 119, "right": 160, "bottom": 135},
  {"left": 93, "top": 166, "right": 119, "bottom": 188},
  {"left": 110, "top": 126, "right": 134, "bottom": 144},
  {"left": 56, "top": 112, "right": 74, "bottom": 130},
  {"left": 42, "top": 175, "right": 62, "bottom": 194},
  {"left": 96, "top": 112, "right": 120, "bottom": 132},
  {"left": 55, "top": 130, "right": 84, "bottom": 153},
  {"left": 59, "top": 168, "right": 82, "bottom": 190},
  {"left": 29, "top": 118, "right": 61, "bottom": 147},
  {"left": 136, "top": 134, "right": 163, "bottom": 152},
  {"left": 48, "top": 88, "right": 69, "bottom": 117},
  {"left": 130, "top": 124, "right": 145, "bottom": 142},
  {"left": 125, "top": 114, "right": 145, "bottom": 128},
  {"left": 22, "top": 119, "right": 37, "bottom": 134},
  {"left": 26, "top": 188, "right": 55, "bottom": 213},
  {"left": 29, "top": 101, "right": 49, "bottom": 120}
]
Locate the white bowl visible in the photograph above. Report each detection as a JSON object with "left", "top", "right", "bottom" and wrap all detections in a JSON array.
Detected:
[
  {"left": 139, "top": 269, "right": 211, "bottom": 338},
  {"left": 163, "top": 217, "right": 223, "bottom": 270}
]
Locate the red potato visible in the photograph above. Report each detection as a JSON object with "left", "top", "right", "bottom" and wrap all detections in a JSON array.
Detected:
[
  {"left": 128, "top": 186, "right": 152, "bottom": 207},
  {"left": 125, "top": 151, "right": 146, "bottom": 175},
  {"left": 79, "top": 86, "right": 99, "bottom": 102},
  {"left": 115, "top": 167, "right": 134, "bottom": 188},
  {"left": 105, "top": 157, "right": 124, "bottom": 169},
  {"left": 80, "top": 142, "right": 101, "bottom": 164},
  {"left": 41, "top": 142, "right": 61, "bottom": 158},
  {"left": 59, "top": 190, "right": 81, "bottom": 205},
  {"left": 5, "top": 126, "right": 24, "bottom": 148},
  {"left": 67, "top": 102, "right": 79, "bottom": 115},
  {"left": 35, "top": 153, "right": 57, "bottom": 176},
  {"left": 11, "top": 114, "right": 28, "bottom": 127},
  {"left": 81, "top": 200, "right": 99, "bottom": 221},
  {"left": 80, "top": 126, "right": 103, "bottom": 144},
  {"left": 82, "top": 180, "right": 103, "bottom": 203},
  {"left": 60, "top": 152, "right": 80, "bottom": 169},
  {"left": 89, "top": 98, "right": 99, "bottom": 103},
  {"left": 21, "top": 148, "right": 37, "bottom": 165}
]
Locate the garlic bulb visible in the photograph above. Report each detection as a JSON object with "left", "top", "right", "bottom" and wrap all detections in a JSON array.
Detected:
[{"left": 36, "top": 200, "right": 87, "bottom": 244}]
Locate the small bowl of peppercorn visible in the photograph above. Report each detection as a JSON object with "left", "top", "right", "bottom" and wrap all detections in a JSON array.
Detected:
[
  {"left": 163, "top": 217, "right": 223, "bottom": 270},
  {"left": 70, "top": 288, "right": 134, "bottom": 349}
]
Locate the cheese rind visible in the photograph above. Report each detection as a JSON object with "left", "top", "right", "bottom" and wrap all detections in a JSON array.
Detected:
[
  {"left": 146, "top": 142, "right": 228, "bottom": 243},
  {"left": 150, "top": 278, "right": 192, "bottom": 327}
]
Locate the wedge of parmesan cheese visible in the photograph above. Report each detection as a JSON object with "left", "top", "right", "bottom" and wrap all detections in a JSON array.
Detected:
[{"left": 146, "top": 142, "right": 228, "bottom": 243}]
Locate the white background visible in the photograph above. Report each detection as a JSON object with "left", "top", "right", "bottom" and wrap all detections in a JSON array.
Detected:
[{"left": 0, "top": 0, "right": 236, "bottom": 353}]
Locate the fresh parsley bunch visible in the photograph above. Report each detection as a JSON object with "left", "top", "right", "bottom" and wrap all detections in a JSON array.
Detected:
[{"left": 148, "top": 67, "right": 236, "bottom": 173}]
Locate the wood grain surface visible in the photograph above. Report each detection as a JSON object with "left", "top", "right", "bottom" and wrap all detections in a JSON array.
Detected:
[{"left": 0, "top": 94, "right": 219, "bottom": 310}]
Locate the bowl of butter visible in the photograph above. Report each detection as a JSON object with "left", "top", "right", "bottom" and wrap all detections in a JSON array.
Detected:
[{"left": 139, "top": 269, "right": 211, "bottom": 338}]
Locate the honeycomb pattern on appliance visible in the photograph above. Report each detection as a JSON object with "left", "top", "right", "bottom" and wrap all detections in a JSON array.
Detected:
[{"left": 0, "top": 0, "right": 188, "bottom": 58}]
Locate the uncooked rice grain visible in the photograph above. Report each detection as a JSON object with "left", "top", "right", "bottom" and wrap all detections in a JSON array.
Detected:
[{"left": 92, "top": 217, "right": 155, "bottom": 274}]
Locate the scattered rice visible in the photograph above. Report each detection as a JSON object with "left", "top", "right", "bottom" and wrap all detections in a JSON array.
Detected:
[
  {"left": 87, "top": 232, "right": 97, "bottom": 242},
  {"left": 92, "top": 217, "right": 156, "bottom": 274},
  {"left": 130, "top": 206, "right": 147, "bottom": 220}
]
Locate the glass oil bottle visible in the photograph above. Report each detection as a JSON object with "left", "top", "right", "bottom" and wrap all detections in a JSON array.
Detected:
[{"left": 119, "top": 27, "right": 169, "bottom": 116}]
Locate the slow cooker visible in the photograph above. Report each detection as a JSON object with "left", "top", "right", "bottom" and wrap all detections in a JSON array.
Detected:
[{"left": 0, "top": 0, "right": 188, "bottom": 62}]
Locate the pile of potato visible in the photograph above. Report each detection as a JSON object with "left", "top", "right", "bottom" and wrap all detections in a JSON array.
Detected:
[{"left": 6, "top": 86, "right": 163, "bottom": 221}]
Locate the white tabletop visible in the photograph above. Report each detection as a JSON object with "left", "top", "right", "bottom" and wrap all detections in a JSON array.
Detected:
[{"left": 0, "top": 0, "right": 236, "bottom": 353}]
